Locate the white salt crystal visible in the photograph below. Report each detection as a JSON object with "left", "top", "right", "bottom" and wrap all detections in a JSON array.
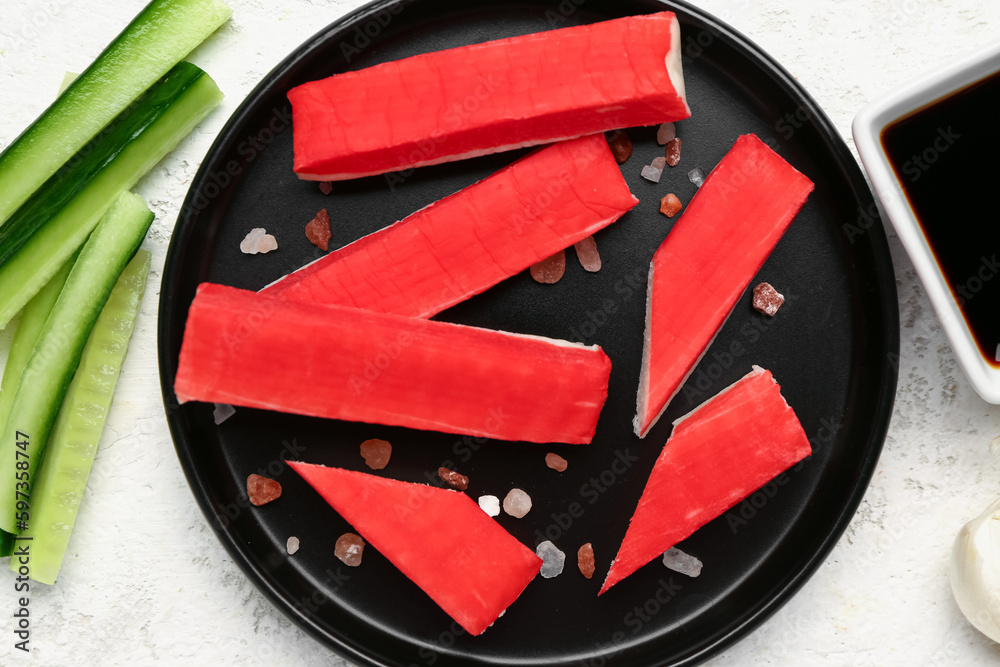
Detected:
[
  {"left": 688, "top": 167, "right": 706, "bottom": 188},
  {"left": 641, "top": 165, "right": 663, "bottom": 183},
  {"left": 502, "top": 488, "right": 532, "bottom": 518},
  {"left": 286, "top": 536, "right": 300, "bottom": 555},
  {"left": 478, "top": 495, "right": 501, "bottom": 517},
  {"left": 536, "top": 540, "right": 566, "bottom": 579},
  {"left": 657, "top": 122, "right": 676, "bottom": 145},
  {"left": 240, "top": 228, "right": 278, "bottom": 254},
  {"left": 213, "top": 403, "right": 236, "bottom": 425},
  {"left": 651, "top": 157, "right": 667, "bottom": 170},
  {"left": 662, "top": 546, "right": 702, "bottom": 577}
]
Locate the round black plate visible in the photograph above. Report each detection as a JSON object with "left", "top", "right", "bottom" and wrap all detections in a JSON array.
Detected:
[{"left": 158, "top": 1, "right": 899, "bottom": 665}]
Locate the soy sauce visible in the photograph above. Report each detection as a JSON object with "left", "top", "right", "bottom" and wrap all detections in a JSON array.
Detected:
[{"left": 882, "top": 71, "right": 1000, "bottom": 368}]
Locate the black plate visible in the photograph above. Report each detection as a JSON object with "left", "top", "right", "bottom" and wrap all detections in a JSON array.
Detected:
[{"left": 158, "top": 1, "right": 899, "bottom": 665}]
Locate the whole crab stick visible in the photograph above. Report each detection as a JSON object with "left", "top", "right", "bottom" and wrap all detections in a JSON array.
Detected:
[
  {"left": 635, "top": 134, "right": 814, "bottom": 438},
  {"left": 289, "top": 462, "right": 542, "bottom": 636},
  {"left": 602, "top": 367, "right": 811, "bottom": 594},
  {"left": 175, "top": 284, "right": 612, "bottom": 444},
  {"left": 289, "top": 12, "right": 690, "bottom": 181},
  {"left": 265, "top": 134, "right": 638, "bottom": 318}
]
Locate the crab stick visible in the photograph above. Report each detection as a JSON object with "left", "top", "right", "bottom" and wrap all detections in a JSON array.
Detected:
[
  {"left": 634, "top": 134, "right": 814, "bottom": 438},
  {"left": 602, "top": 367, "right": 811, "bottom": 594},
  {"left": 175, "top": 284, "right": 612, "bottom": 444},
  {"left": 289, "top": 12, "right": 690, "bottom": 181},
  {"left": 265, "top": 134, "right": 638, "bottom": 318}
]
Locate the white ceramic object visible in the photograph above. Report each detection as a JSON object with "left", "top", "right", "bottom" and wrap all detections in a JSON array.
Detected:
[{"left": 853, "top": 41, "right": 1000, "bottom": 404}]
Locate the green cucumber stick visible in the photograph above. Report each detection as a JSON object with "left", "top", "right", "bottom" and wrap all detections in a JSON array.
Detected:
[
  {"left": 0, "top": 62, "right": 223, "bottom": 329},
  {"left": 0, "top": 192, "right": 153, "bottom": 534},
  {"left": 0, "top": 0, "right": 231, "bottom": 227},
  {"left": 20, "top": 250, "right": 151, "bottom": 584}
]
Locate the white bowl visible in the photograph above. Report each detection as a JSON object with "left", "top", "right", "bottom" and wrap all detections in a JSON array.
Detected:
[{"left": 853, "top": 41, "right": 1000, "bottom": 404}]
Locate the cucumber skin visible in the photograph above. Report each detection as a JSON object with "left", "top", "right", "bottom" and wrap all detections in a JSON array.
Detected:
[
  {"left": 0, "top": 64, "right": 223, "bottom": 330},
  {"left": 0, "top": 0, "right": 231, "bottom": 227},
  {"left": 0, "top": 192, "right": 153, "bottom": 535},
  {"left": 20, "top": 250, "right": 151, "bottom": 584},
  {"left": 0, "top": 62, "right": 212, "bottom": 268}
]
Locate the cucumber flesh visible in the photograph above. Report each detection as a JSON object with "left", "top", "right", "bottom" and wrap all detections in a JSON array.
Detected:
[
  {"left": 0, "top": 260, "right": 75, "bottom": 559},
  {"left": 18, "top": 250, "right": 150, "bottom": 583},
  {"left": 0, "top": 0, "right": 231, "bottom": 227},
  {"left": 0, "top": 62, "right": 222, "bottom": 329},
  {"left": 0, "top": 192, "right": 153, "bottom": 534}
]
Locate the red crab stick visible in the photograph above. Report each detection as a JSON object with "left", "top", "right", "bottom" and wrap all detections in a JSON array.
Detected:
[
  {"left": 265, "top": 135, "right": 638, "bottom": 318},
  {"left": 288, "top": 462, "right": 542, "bottom": 636},
  {"left": 634, "top": 134, "right": 814, "bottom": 438},
  {"left": 174, "top": 284, "right": 612, "bottom": 444},
  {"left": 289, "top": 12, "right": 690, "bottom": 181},
  {"left": 601, "top": 367, "right": 811, "bottom": 594}
]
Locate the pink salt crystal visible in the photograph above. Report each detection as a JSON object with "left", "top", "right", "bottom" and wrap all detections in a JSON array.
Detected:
[
  {"left": 651, "top": 157, "right": 667, "bottom": 170},
  {"left": 335, "top": 533, "right": 366, "bottom": 567},
  {"left": 438, "top": 467, "right": 469, "bottom": 490},
  {"left": 752, "top": 282, "right": 785, "bottom": 316},
  {"left": 578, "top": 543, "right": 596, "bottom": 579},
  {"left": 257, "top": 233, "right": 278, "bottom": 254},
  {"left": 607, "top": 130, "right": 632, "bottom": 164},
  {"left": 503, "top": 488, "right": 532, "bottom": 518},
  {"left": 360, "top": 438, "right": 392, "bottom": 470},
  {"left": 247, "top": 474, "right": 282, "bottom": 506},
  {"left": 530, "top": 250, "right": 566, "bottom": 284},
  {"left": 305, "top": 208, "right": 332, "bottom": 251},
  {"left": 213, "top": 403, "right": 236, "bottom": 425},
  {"left": 545, "top": 452, "right": 568, "bottom": 472},
  {"left": 665, "top": 138, "right": 682, "bottom": 167},
  {"left": 656, "top": 122, "right": 676, "bottom": 145},
  {"left": 286, "top": 536, "right": 300, "bottom": 555},
  {"left": 319, "top": 181, "right": 333, "bottom": 195},
  {"left": 573, "top": 236, "right": 601, "bottom": 273}
]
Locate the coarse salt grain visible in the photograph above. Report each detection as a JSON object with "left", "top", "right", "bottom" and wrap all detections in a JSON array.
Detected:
[
  {"left": 641, "top": 165, "right": 663, "bottom": 183},
  {"left": 530, "top": 250, "right": 566, "bottom": 284},
  {"left": 305, "top": 208, "right": 332, "bottom": 251},
  {"left": 659, "top": 193, "right": 682, "bottom": 218},
  {"left": 286, "top": 536, "right": 300, "bottom": 555},
  {"left": 359, "top": 438, "right": 392, "bottom": 470},
  {"left": 687, "top": 167, "right": 706, "bottom": 188},
  {"left": 665, "top": 138, "right": 682, "bottom": 167},
  {"left": 503, "top": 488, "right": 532, "bottom": 518},
  {"left": 213, "top": 403, "right": 236, "bottom": 425},
  {"left": 335, "top": 533, "right": 365, "bottom": 567},
  {"left": 577, "top": 543, "right": 595, "bottom": 579},
  {"left": 438, "top": 467, "right": 469, "bottom": 490},
  {"left": 573, "top": 236, "right": 601, "bottom": 273},
  {"left": 240, "top": 227, "right": 278, "bottom": 254},
  {"left": 246, "top": 474, "right": 282, "bottom": 506},
  {"left": 319, "top": 181, "right": 333, "bottom": 195},
  {"left": 607, "top": 130, "right": 633, "bottom": 164},
  {"left": 651, "top": 156, "right": 667, "bottom": 170},
  {"left": 536, "top": 541, "right": 566, "bottom": 579},
  {"left": 662, "top": 546, "right": 702, "bottom": 577},
  {"left": 545, "top": 452, "right": 568, "bottom": 472},
  {"left": 478, "top": 495, "right": 501, "bottom": 517},
  {"left": 656, "top": 122, "right": 676, "bottom": 145},
  {"left": 752, "top": 282, "right": 785, "bottom": 316}
]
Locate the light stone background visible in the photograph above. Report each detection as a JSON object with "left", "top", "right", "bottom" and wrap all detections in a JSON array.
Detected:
[{"left": 1, "top": 0, "right": 1000, "bottom": 665}]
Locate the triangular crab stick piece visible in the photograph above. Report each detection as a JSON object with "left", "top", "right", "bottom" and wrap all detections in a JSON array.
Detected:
[
  {"left": 265, "top": 135, "right": 638, "bottom": 318},
  {"left": 635, "top": 134, "right": 814, "bottom": 438},
  {"left": 288, "top": 462, "right": 542, "bottom": 635},
  {"left": 289, "top": 12, "right": 690, "bottom": 181},
  {"left": 174, "top": 284, "right": 612, "bottom": 444},
  {"left": 601, "top": 367, "right": 811, "bottom": 594}
]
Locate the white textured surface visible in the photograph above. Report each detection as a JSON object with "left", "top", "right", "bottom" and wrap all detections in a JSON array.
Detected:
[{"left": 1, "top": 0, "right": 1000, "bottom": 665}]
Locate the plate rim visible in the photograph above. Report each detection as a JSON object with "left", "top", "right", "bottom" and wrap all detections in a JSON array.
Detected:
[{"left": 157, "top": 0, "right": 900, "bottom": 664}]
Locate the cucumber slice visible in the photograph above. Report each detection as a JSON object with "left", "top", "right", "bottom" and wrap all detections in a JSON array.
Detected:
[
  {"left": 0, "top": 259, "right": 75, "bottom": 559},
  {"left": 18, "top": 250, "right": 151, "bottom": 583},
  {"left": 0, "top": 0, "right": 231, "bottom": 227},
  {"left": 0, "top": 192, "right": 153, "bottom": 534},
  {"left": 0, "top": 62, "right": 222, "bottom": 329}
]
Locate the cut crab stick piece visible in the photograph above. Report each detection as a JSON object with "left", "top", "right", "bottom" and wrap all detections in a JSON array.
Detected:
[
  {"left": 264, "top": 135, "right": 637, "bottom": 317},
  {"left": 174, "top": 284, "right": 611, "bottom": 444},
  {"left": 288, "top": 462, "right": 542, "bottom": 635},
  {"left": 602, "top": 367, "right": 811, "bottom": 594},
  {"left": 289, "top": 12, "right": 690, "bottom": 181},
  {"left": 635, "top": 134, "right": 814, "bottom": 438}
]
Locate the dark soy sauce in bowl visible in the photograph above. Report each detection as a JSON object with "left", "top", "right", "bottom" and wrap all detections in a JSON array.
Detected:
[{"left": 882, "top": 71, "right": 1000, "bottom": 368}]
